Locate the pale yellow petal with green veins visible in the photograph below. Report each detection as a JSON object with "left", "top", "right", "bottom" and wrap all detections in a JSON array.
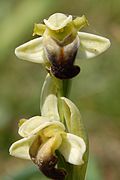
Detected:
[
  {"left": 18, "top": 116, "right": 65, "bottom": 138},
  {"left": 9, "top": 135, "right": 37, "bottom": 160},
  {"left": 15, "top": 37, "right": 46, "bottom": 63},
  {"left": 59, "top": 133, "right": 86, "bottom": 165},
  {"left": 78, "top": 32, "right": 111, "bottom": 59}
]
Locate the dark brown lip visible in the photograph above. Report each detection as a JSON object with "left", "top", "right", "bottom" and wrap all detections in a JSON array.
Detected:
[
  {"left": 51, "top": 64, "right": 80, "bottom": 79},
  {"left": 38, "top": 155, "right": 67, "bottom": 180}
]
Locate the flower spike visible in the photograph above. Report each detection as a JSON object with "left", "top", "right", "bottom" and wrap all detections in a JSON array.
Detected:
[{"left": 10, "top": 12, "right": 111, "bottom": 180}]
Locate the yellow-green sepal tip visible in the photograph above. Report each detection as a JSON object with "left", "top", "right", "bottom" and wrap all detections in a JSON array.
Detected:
[
  {"left": 73, "top": 15, "right": 89, "bottom": 30},
  {"left": 33, "top": 23, "right": 46, "bottom": 36}
]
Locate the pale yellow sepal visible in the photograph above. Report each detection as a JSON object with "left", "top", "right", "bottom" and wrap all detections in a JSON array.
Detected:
[
  {"left": 9, "top": 135, "right": 37, "bottom": 160},
  {"left": 59, "top": 133, "right": 86, "bottom": 165},
  {"left": 78, "top": 32, "right": 111, "bottom": 59},
  {"left": 18, "top": 116, "right": 65, "bottom": 137},
  {"left": 44, "top": 13, "right": 72, "bottom": 30},
  {"left": 15, "top": 37, "right": 46, "bottom": 63},
  {"left": 41, "top": 74, "right": 62, "bottom": 121}
]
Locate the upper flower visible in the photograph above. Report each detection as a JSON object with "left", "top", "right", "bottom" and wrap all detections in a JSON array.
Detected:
[{"left": 15, "top": 13, "right": 110, "bottom": 79}]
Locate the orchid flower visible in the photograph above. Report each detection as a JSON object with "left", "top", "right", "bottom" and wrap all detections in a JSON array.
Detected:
[
  {"left": 9, "top": 116, "right": 86, "bottom": 179},
  {"left": 9, "top": 74, "right": 87, "bottom": 179},
  {"left": 15, "top": 13, "right": 110, "bottom": 79}
]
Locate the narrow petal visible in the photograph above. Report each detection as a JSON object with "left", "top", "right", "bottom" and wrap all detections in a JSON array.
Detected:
[
  {"left": 41, "top": 74, "right": 62, "bottom": 121},
  {"left": 59, "top": 133, "right": 86, "bottom": 165},
  {"left": 77, "top": 32, "right": 110, "bottom": 59},
  {"left": 9, "top": 135, "right": 36, "bottom": 160},
  {"left": 18, "top": 116, "right": 65, "bottom": 137},
  {"left": 15, "top": 37, "right": 46, "bottom": 63}
]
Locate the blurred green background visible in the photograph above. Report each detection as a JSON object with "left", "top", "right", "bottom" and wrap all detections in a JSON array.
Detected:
[{"left": 0, "top": 0, "right": 120, "bottom": 180}]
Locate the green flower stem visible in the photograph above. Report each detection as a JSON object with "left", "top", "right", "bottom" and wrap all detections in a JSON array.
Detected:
[
  {"left": 40, "top": 74, "right": 88, "bottom": 179},
  {"left": 56, "top": 77, "right": 89, "bottom": 180},
  {"left": 63, "top": 79, "right": 72, "bottom": 98},
  {"left": 57, "top": 78, "right": 74, "bottom": 180},
  {"left": 53, "top": 76, "right": 64, "bottom": 124}
]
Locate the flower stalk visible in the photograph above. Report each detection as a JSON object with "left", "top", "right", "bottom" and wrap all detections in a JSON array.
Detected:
[{"left": 9, "top": 13, "right": 110, "bottom": 180}]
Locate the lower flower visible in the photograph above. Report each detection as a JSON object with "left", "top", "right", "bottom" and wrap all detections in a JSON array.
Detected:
[{"left": 9, "top": 116, "right": 86, "bottom": 179}]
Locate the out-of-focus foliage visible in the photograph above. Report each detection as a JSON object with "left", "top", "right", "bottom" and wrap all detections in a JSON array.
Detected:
[{"left": 0, "top": 0, "right": 120, "bottom": 180}]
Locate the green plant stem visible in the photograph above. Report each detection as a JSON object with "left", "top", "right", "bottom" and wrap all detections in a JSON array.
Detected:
[
  {"left": 57, "top": 79, "right": 71, "bottom": 124},
  {"left": 56, "top": 78, "right": 89, "bottom": 180}
]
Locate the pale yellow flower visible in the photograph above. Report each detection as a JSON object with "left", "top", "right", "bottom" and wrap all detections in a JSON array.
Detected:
[
  {"left": 15, "top": 13, "right": 110, "bottom": 79},
  {"left": 9, "top": 116, "right": 86, "bottom": 165}
]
